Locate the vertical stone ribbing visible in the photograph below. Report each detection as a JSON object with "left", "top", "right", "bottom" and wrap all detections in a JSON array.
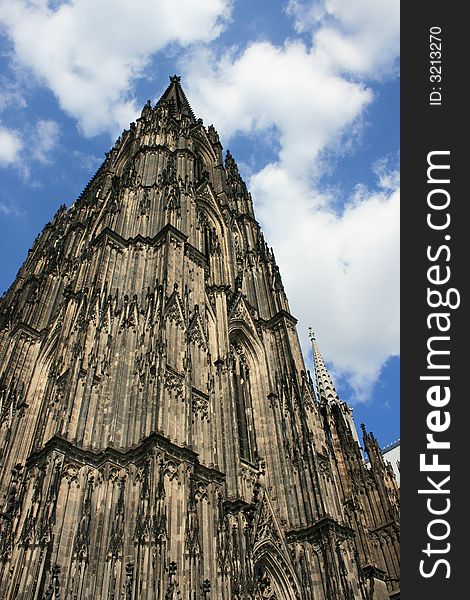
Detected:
[{"left": 0, "top": 76, "right": 399, "bottom": 599}]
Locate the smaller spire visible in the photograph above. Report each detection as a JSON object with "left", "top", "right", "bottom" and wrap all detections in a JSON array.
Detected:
[
  {"left": 361, "top": 423, "right": 378, "bottom": 451},
  {"left": 361, "top": 423, "right": 386, "bottom": 473},
  {"left": 311, "top": 330, "right": 361, "bottom": 445},
  {"left": 309, "top": 329, "right": 339, "bottom": 404},
  {"left": 225, "top": 150, "right": 248, "bottom": 198},
  {"left": 141, "top": 99, "right": 152, "bottom": 120}
]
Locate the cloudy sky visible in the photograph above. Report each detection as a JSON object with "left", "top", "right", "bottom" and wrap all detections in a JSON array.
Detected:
[{"left": 0, "top": 0, "right": 399, "bottom": 445}]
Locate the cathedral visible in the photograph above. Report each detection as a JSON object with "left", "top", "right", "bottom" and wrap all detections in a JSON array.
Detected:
[{"left": 0, "top": 76, "right": 399, "bottom": 599}]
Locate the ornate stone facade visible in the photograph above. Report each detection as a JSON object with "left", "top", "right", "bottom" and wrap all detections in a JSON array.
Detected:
[{"left": 0, "top": 76, "right": 399, "bottom": 599}]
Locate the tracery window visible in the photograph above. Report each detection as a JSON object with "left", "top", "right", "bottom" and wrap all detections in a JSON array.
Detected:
[{"left": 230, "top": 342, "right": 255, "bottom": 462}]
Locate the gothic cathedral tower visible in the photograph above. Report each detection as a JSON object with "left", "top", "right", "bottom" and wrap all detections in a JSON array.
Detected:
[{"left": 0, "top": 77, "right": 399, "bottom": 599}]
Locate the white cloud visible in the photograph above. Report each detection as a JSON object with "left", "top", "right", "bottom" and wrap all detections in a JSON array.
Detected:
[
  {"left": 178, "top": 3, "right": 399, "bottom": 402},
  {"left": 0, "top": 200, "right": 23, "bottom": 217},
  {"left": 0, "top": 119, "right": 61, "bottom": 173},
  {"left": 373, "top": 155, "right": 400, "bottom": 190},
  {"left": 31, "top": 119, "right": 60, "bottom": 164},
  {"left": 0, "top": 126, "right": 23, "bottom": 166},
  {"left": 0, "top": 0, "right": 232, "bottom": 136},
  {"left": 0, "top": 0, "right": 399, "bottom": 401},
  {"left": 71, "top": 150, "right": 102, "bottom": 172},
  {"left": 0, "top": 78, "right": 27, "bottom": 112},
  {"left": 251, "top": 165, "right": 399, "bottom": 401},
  {"left": 182, "top": 41, "right": 373, "bottom": 177},
  {"left": 286, "top": 0, "right": 400, "bottom": 78}
]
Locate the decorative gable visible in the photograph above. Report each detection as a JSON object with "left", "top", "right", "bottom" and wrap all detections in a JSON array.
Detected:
[
  {"left": 164, "top": 288, "right": 185, "bottom": 328},
  {"left": 187, "top": 306, "right": 207, "bottom": 350}
]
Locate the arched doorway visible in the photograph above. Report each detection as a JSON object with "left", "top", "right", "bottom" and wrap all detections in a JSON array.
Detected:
[{"left": 253, "top": 544, "right": 302, "bottom": 600}]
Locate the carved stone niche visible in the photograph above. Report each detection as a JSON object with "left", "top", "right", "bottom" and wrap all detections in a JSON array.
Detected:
[
  {"left": 240, "top": 461, "right": 259, "bottom": 486},
  {"left": 164, "top": 368, "right": 184, "bottom": 398},
  {"left": 63, "top": 462, "right": 80, "bottom": 487},
  {"left": 192, "top": 389, "right": 209, "bottom": 421}
]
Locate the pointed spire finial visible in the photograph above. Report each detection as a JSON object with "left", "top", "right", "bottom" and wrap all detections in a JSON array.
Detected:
[
  {"left": 310, "top": 330, "right": 339, "bottom": 404},
  {"left": 170, "top": 74, "right": 181, "bottom": 84}
]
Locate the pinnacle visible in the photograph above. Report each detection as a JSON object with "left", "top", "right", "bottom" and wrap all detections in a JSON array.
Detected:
[{"left": 310, "top": 331, "right": 340, "bottom": 404}]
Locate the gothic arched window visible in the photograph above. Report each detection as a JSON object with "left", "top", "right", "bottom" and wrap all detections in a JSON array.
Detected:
[{"left": 230, "top": 342, "right": 255, "bottom": 462}]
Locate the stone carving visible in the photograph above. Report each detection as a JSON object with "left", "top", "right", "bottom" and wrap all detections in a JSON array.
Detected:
[
  {"left": 192, "top": 391, "right": 209, "bottom": 420},
  {"left": 164, "top": 369, "right": 184, "bottom": 397},
  {"left": 0, "top": 76, "right": 399, "bottom": 600}
]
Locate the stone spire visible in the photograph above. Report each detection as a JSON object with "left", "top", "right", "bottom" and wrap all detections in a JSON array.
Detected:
[
  {"left": 309, "top": 328, "right": 340, "bottom": 404},
  {"left": 309, "top": 328, "right": 361, "bottom": 445},
  {"left": 156, "top": 74, "right": 197, "bottom": 122}
]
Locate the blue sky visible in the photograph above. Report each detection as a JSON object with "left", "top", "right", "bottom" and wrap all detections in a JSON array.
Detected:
[{"left": 0, "top": 0, "right": 399, "bottom": 447}]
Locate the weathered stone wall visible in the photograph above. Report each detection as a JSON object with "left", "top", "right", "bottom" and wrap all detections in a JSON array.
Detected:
[{"left": 0, "top": 77, "right": 399, "bottom": 599}]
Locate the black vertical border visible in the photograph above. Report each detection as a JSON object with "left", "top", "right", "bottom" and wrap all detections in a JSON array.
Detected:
[{"left": 401, "top": 3, "right": 466, "bottom": 597}]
